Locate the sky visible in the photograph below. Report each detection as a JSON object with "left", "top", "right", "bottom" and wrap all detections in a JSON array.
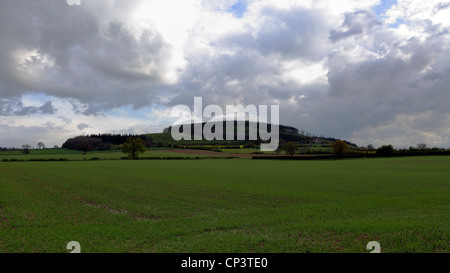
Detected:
[{"left": 0, "top": 0, "right": 450, "bottom": 149}]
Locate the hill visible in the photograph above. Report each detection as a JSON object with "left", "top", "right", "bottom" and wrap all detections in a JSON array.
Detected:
[
  {"left": 153, "top": 121, "right": 357, "bottom": 148},
  {"left": 60, "top": 122, "right": 357, "bottom": 152}
]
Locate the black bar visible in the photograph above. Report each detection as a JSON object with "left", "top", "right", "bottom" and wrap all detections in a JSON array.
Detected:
[{"left": 0, "top": 253, "right": 446, "bottom": 272}]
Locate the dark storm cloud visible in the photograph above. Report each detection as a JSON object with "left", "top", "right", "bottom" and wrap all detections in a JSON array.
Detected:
[
  {"left": 0, "top": 0, "right": 173, "bottom": 112},
  {"left": 168, "top": 5, "right": 330, "bottom": 109},
  {"left": 253, "top": 6, "right": 328, "bottom": 60},
  {"left": 0, "top": 1, "right": 98, "bottom": 97},
  {"left": 217, "top": 6, "right": 329, "bottom": 61},
  {"left": 297, "top": 23, "right": 450, "bottom": 144},
  {"left": 329, "top": 10, "right": 381, "bottom": 42},
  {"left": 83, "top": 21, "right": 169, "bottom": 83},
  {"left": 0, "top": 99, "right": 56, "bottom": 116}
]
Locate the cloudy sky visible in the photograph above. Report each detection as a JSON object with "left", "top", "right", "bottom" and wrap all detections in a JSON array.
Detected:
[{"left": 1, "top": 0, "right": 449, "bottom": 149}]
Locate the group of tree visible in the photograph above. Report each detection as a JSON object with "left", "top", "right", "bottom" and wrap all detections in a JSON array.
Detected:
[
  {"left": 86, "top": 133, "right": 152, "bottom": 146},
  {"left": 18, "top": 142, "right": 46, "bottom": 154},
  {"left": 366, "top": 143, "right": 447, "bottom": 154},
  {"left": 376, "top": 145, "right": 395, "bottom": 155},
  {"left": 62, "top": 136, "right": 111, "bottom": 152},
  {"left": 62, "top": 134, "right": 153, "bottom": 154},
  {"left": 275, "top": 139, "right": 349, "bottom": 156},
  {"left": 275, "top": 141, "right": 447, "bottom": 157},
  {"left": 276, "top": 141, "right": 416, "bottom": 157},
  {"left": 404, "top": 143, "right": 445, "bottom": 152}
]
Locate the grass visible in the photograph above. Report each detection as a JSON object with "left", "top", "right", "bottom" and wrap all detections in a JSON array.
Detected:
[
  {"left": 0, "top": 148, "right": 212, "bottom": 161},
  {"left": 147, "top": 132, "right": 248, "bottom": 147},
  {"left": 219, "top": 148, "right": 268, "bottom": 154},
  {"left": 0, "top": 156, "right": 448, "bottom": 253}
]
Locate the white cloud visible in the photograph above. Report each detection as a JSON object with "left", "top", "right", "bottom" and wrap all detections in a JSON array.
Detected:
[
  {"left": 349, "top": 111, "right": 450, "bottom": 148},
  {"left": 385, "top": 0, "right": 450, "bottom": 26}
]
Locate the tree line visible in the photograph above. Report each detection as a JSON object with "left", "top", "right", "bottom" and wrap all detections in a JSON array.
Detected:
[
  {"left": 273, "top": 141, "right": 449, "bottom": 157},
  {"left": 61, "top": 134, "right": 153, "bottom": 153}
]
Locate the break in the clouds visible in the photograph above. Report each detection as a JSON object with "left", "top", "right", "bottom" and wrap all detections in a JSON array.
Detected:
[{"left": 0, "top": 0, "right": 449, "bottom": 148}]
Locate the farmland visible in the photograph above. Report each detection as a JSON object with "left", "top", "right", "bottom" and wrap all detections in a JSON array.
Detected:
[
  {"left": 0, "top": 155, "right": 449, "bottom": 253},
  {"left": 0, "top": 148, "right": 230, "bottom": 161}
]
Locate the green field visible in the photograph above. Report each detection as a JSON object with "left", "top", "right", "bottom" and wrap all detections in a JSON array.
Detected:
[
  {"left": 0, "top": 156, "right": 448, "bottom": 253},
  {"left": 0, "top": 148, "right": 223, "bottom": 161}
]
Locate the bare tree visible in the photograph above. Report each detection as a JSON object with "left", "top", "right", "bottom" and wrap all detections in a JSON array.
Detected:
[
  {"left": 37, "top": 142, "right": 45, "bottom": 150},
  {"left": 417, "top": 143, "right": 427, "bottom": 150},
  {"left": 22, "top": 144, "right": 32, "bottom": 154}
]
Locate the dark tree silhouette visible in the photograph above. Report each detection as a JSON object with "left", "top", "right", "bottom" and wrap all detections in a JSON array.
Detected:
[
  {"left": 417, "top": 143, "right": 427, "bottom": 150},
  {"left": 377, "top": 145, "right": 394, "bottom": 154},
  {"left": 21, "top": 144, "right": 31, "bottom": 154},
  {"left": 76, "top": 141, "right": 92, "bottom": 155}
]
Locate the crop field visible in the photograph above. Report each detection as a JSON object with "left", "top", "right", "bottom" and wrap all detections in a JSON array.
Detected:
[
  {"left": 0, "top": 148, "right": 227, "bottom": 161},
  {"left": 0, "top": 156, "right": 448, "bottom": 253}
]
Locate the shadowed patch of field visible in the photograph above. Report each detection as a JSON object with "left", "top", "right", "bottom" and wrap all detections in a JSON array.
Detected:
[{"left": 159, "top": 149, "right": 251, "bottom": 157}]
